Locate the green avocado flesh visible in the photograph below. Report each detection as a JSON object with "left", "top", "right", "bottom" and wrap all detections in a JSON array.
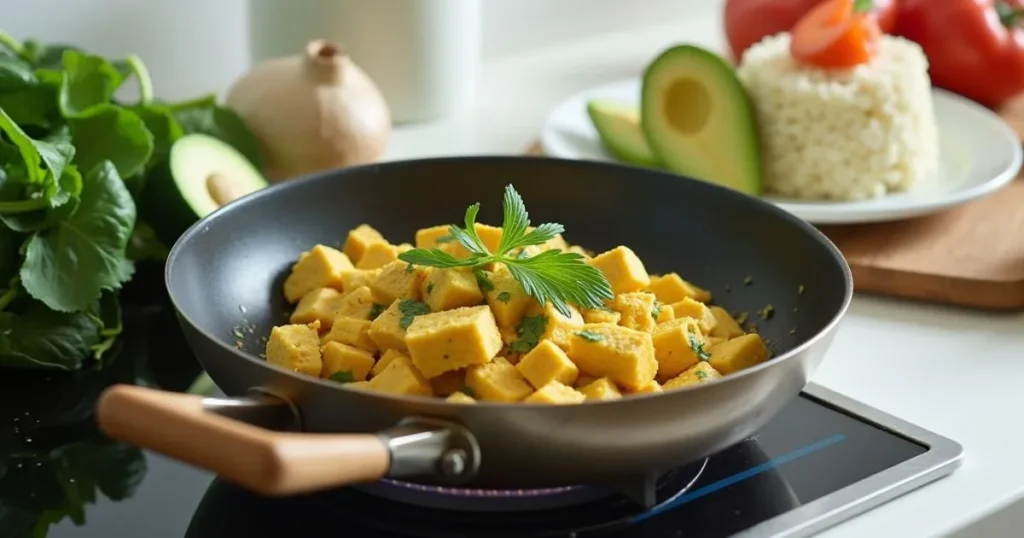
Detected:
[
  {"left": 144, "top": 133, "right": 267, "bottom": 245},
  {"left": 586, "top": 99, "right": 660, "bottom": 168},
  {"left": 641, "top": 44, "right": 762, "bottom": 195}
]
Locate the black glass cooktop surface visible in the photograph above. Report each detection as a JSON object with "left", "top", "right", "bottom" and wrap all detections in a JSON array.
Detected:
[{"left": 0, "top": 279, "right": 962, "bottom": 538}]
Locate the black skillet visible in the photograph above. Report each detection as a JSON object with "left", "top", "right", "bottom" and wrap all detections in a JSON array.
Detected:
[{"left": 95, "top": 156, "right": 852, "bottom": 496}]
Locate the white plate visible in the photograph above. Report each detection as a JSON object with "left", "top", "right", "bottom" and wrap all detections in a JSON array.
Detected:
[{"left": 541, "top": 78, "right": 1023, "bottom": 224}]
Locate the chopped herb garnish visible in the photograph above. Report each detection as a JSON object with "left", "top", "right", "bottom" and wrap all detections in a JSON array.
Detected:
[
  {"left": 459, "top": 385, "right": 476, "bottom": 398},
  {"left": 798, "top": 284, "right": 805, "bottom": 295},
  {"left": 404, "top": 263, "right": 416, "bottom": 274},
  {"left": 474, "top": 268, "right": 495, "bottom": 292},
  {"left": 687, "top": 328, "right": 711, "bottom": 361},
  {"left": 369, "top": 302, "right": 386, "bottom": 320},
  {"left": 695, "top": 370, "right": 709, "bottom": 380},
  {"left": 510, "top": 314, "right": 547, "bottom": 353},
  {"left": 759, "top": 304, "right": 775, "bottom": 320},
  {"left": 231, "top": 327, "right": 244, "bottom": 339},
  {"left": 398, "top": 299, "right": 431, "bottom": 329},
  {"left": 497, "top": 291, "right": 511, "bottom": 303},
  {"left": 651, "top": 301, "right": 662, "bottom": 321},
  {"left": 853, "top": 0, "right": 873, "bottom": 13},
  {"left": 425, "top": 282, "right": 435, "bottom": 295},
  {"left": 329, "top": 370, "right": 355, "bottom": 384},
  {"left": 574, "top": 329, "right": 606, "bottom": 343},
  {"left": 398, "top": 185, "right": 614, "bottom": 318},
  {"left": 435, "top": 234, "right": 456, "bottom": 244}
]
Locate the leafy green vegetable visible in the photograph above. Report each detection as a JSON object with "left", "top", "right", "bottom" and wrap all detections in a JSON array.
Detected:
[
  {"left": 329, "top": 370, "right": 355, "bottom": 384},
  {"left": 399, "top": 185, "right": 613, "bottom": 317},
  {"left": 651, "top": 301, "right": 661, "bottom": 321},
  {"left": 574, "top": 329, "right": 606, "bottom": 343},
  {"left": 425, "top": 282, "right": 435, "bottom": 295},
  {"left": 695, "top": 369, "right": 709, "bottom": 380},
  {"left": 398, "top": 299, "right": 431, "bottom": 330},
  {"left": 21, "top": 161, "right": 135, "bottom": 312},
  {"left": 0, "top": 30, "right": 263, "bottom": 371},
  {"left": 496, "top": 291, "right": 511, "bottom": 303},
  {"left": 369, "top": 302, "right": 387, "bottom": 320},
  {"left": 459, "top": 385, "right": 476, "bottom": 398},
  {"left": 474, "top": 268, "right": 495, "bottom": 292},
  {"left": 510, "top": 314, "right": 547, "bottom": 353},
  {"left": 688, "top": 328, "right": 711, "bottom": 361}
]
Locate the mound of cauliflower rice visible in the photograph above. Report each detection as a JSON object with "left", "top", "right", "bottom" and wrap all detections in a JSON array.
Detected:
[{"left": 736, "top": 33, "right": 939, "bottom": 201}]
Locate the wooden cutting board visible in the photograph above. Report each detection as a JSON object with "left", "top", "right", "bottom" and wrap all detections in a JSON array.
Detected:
[{"left": 525, "top": 102, "right": 1024, "bottom": 310}]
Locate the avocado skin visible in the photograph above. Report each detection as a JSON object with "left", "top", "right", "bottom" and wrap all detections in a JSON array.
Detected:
[
  {"left": 586, "top": 100, "right": 661, "bottom": 169},
  {"left": 640, "top": 44, "right": 762, "bottom": 195}
]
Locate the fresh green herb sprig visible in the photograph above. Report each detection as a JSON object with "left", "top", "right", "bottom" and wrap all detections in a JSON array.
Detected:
[{"left": 398, "top": 185, "right": 613, "bottom": 318}]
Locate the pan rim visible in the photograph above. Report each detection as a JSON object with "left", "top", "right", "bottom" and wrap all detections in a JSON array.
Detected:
[{"left": 164, "top": 155, "right": 854, "bottom": 410}]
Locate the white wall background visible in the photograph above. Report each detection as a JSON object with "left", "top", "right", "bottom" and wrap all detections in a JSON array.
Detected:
[{"left": 0, "top": 0, "right": 720, "bottom": 101}]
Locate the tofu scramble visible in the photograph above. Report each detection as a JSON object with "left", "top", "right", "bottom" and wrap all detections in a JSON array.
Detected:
[
  {"left": 264, "top": 187, "right": 770, "bottom": 404},
  {"left": 265, "top": 232, "right": 769, "bottom": 404}
]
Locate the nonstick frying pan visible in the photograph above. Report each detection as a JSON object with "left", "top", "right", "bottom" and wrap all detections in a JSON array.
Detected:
[{"left": 96, "top": 156, "right": 852, "bottom": 497}]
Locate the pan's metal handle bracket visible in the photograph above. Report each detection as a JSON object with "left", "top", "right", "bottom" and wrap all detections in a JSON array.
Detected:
[
  {"left": 377, "top": 417, "right": 481, "bottom": 484},
  {"left": 201, "top": 389, "right": 302, "bottom": 431}
]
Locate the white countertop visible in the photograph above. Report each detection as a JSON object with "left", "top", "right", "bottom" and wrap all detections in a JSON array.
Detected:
[{"left": 382, "top": 14, "right": 1024, "bottom": 538}]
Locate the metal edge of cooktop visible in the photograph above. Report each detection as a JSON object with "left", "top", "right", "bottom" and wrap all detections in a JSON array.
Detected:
[{"left": 734, "top": 382, "right": 965, "bottom": 538}]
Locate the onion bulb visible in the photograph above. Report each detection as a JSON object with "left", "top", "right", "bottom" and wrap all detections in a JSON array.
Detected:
[{"left": 225, "top": 39, "right": 392, "bottom": 182}]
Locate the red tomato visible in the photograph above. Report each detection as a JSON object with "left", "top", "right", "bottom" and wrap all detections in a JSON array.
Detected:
[
  {"left": 724, "top": 0, "right": 898, "bottom": 61},
  {"left": 895, "top": 0, "right": 1024, "bottom": 108}
]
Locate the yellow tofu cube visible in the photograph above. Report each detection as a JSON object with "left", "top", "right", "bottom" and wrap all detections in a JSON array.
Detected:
[
  {"left": 446, "top": 391, "right": 476, "bottom": 404},
  {"left": 567, "top": 245, "right": 592, "bottom": 259},
  {"left": 651, "top": 318, "right": 711, "bottom": 380},
  {"left": 422, "top": 268, "right": 484, "bottom": 312},
  {"left": 567, "top": 323, "right": 657, "bottom": 390},
  {"left": 587, "top": 246, "right": 650, "bottom": 295},
  {"left": 631, "top": 380, "right": 663, "bottom": 395},
  {"left": 516, "top": 339, "right": 580, "bottom": 389},
  {"left": 320, "top": 341, "right": 375, "bottom": 382},
  {"left": 611, "top": 292, "right": 658, "bottom": 333},
  {"left": 582, "top": 308, "right": 621, "bottom": 324},
  {"left": 430, "top": 368, "right": 467, "bottom": 397},
  {"left": 578, "top": 377, "right": 623, "bottom": 401},
  {"left": 371, "top": 348, "right": 406, "bottom": 377},
  {"left": 367, "top": 299, "right": 416, "bottom": 352},
  {"left": 265, "top": 323, "right": 322, "bottom": 376},
  {"left": 524, "top": 380, "right": 586, "bottom": 404},
  {"left": 406, "top": 305, "right": 504, "bottom": 379},
  {"left": 538, "top": 233, "right": 569, "bottom": 252},
  {"left": 343, "top": 224, "right": 385, "bottom": 265},
  {"left": 282, "top": 245, "right": 354, "bottom": 303},
  {"left": 575, "top": 375, "right": 598, "bottom": 388},
  {"left": 670, "top": 298, "right": 718, "bottom": 334},
  {"left": 290, "top": 287, "right": 373, "bottom": 329},
  {"left": 655, "top": 302, "right": 675, "bottom": 324},
  {"left": 415, "top": 225, "right": 453, "bottom": 248},
  {"left": 482, "top": 266, "right": 533, "bottom": 328},
  {"left": 369, "top": 260, "right": 425, "bottom": 305},
  {"left": 321, "top": 317, "right": 377, "bottom": 353},
  {"left": 438, "top": 223, "right": 503, "bottom": 259},
  {"left": 664, "top": 362, "right": 723, "bottom": 390},
  {"left": 465, "top": 356, "right": 534, "bottom": 402},
  {"left": 708, "top": 336, "right": 727, "bottom": 347},
  {"left": 645, "top": 273, "right": 712, "bottom": 304},
  {"left": 525, "top": 301, "right": 584, "bottom": 351},
  {"left": 709, "top": 334, "right": 769, "bottom": 375},
  {"left": 367, "top": 354, "right": 432, "bottom": 396},
  {"left": 709, "top": 306, "right": 745, "bottom": 339},
  {"left": 356, "top": 241, "right": 405, "bottom": 270},
  {"left": 338, "top": 268, "right": 381, "bottom": 293}
]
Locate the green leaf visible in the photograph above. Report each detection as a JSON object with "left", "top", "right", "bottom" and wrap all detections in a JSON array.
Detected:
[
  {"left": 510, "top": 314, "right": 546, "bottom": 353},
  {"left": 20, "top": 161, "right": 136, "bottom": 312},
  {"left": 174, "top": 105, "right": 264, "bottom": 169},
  {"left": 125, "top": 221, "right": 170, "bottom": 262},
  {"left": 0, "top": 56, "right": 37, "bottom": 90},
  {"left": 447, "top": 203, "right": 489, "bottom": 256},
  {"left": 399, "top": 248, "right": 477, "bottom": 268},
  {"left": 329, "top": 370, "right": 355, "bottom": 384},
  {"left": 0, "top": 224, "right": 20, "bottom": 285},
  {"left": 504, "top": 249, "right": 613, "bottom": 318},
  {"left": 0, "top": 85, "right": 58, "bottom": 127},
  {"left": 651, "top": 301, "right": 661, "bottom": 321},
  {"left": 474, "top": 268, "right": 495, "bottom": 292},
  {"left": 398, "top": 299, "right": 431, "bottom": 330},
  {"left": 368, "top": 302, "right": 386, "bottom": 320},
  {"left": 496, "top": 184, "right": 529, "bottom": 255},
  {"left": 459, "top": 385, "right": 476, "bottom": 398},
  {"left": 496, "top": 291, "right": 511, "bottom": 303},
  {"left": 0, "top": 106, "right": 46, "bottom": 183},
  {"left": 695, "top": 369, "right": 709, "bottom": 380},
  {"left": 57, "top": 50, "right": 125, "bottom": 116},
  {"left": 853, "top": 0, "right": 873, "bottom": 13},
  {"left": 0, "top": 303, "right": 100, "bottom": 369},
  {"left": 131, "top": 103, "right": 182, "bottom": 167},
  {"left": 574, "top": 329, "right": 606, "bottom": 343},
  {"left": 688, "top": 327, "right": 711, "bottom": 361},
  {"left": 68, "top": 104, "right": 154, "bottom": 178}
]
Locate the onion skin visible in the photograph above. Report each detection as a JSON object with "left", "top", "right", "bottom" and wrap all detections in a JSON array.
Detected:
[{"left": 226, "top": 39, "right": 392, "bottom": 182}]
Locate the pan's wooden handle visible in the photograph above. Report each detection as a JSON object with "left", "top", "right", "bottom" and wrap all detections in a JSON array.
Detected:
[{"left": 96, "top": 384, "right": 390, "bottom": 496}]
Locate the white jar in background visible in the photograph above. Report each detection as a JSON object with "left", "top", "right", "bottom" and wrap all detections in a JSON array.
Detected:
[{"left": 248, "top": 0, "right": 481, "bottom": 124}]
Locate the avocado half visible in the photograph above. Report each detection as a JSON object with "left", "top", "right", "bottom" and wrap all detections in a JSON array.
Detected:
[
  {"left": 640, "top": 44, "right": 762, "bottom": 195},
  {"left": 586, "top": 99, "right": 660, "bottom": 169},
  {"left": 144, "top": 133, "right": 268, "bottom": 246}
]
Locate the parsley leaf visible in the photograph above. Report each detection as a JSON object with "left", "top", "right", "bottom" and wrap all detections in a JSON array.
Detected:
[
  {"left": 425, "top": 283, "right": 434, "bottom": 296},
  {"left": 459, "top": 385, "right": 476, "bottom": 398},
  {"left": 853, "top": 0, "right": 873, "bottom": 13},
  {"left": 0, "top": 303, "right": 100, "bottom": 370},
  {"left": 695, "top": 370, "right": 709, "bottom": 380},
  {"left": 687, "top": 328, "right": 711, "bottom": 361},
  {"left": 510, "top": 314, "right": 546, "bottom": 353},
  {"left": 474, "top": 268, "right": 495, "bottom": 292},
  {"left": 398, "top": 184, "right": 612, "bottom": 318},
  {"left": 369, "top": 302, "right": 386, "bottom": 320},
  {"left": 434, "top": 234, "right": 455, "bottom": 244},
  {"left": 398, "top": 299, "right": 431, "bottom": 330},
  {"left": 496, "top": 291, "right": 511, "bottom": 303},
  {"left": 20, "top": 161, "right": 135, "bottom": 312},
  {"left": 329, "top": 370, "right": 355, "bottom": 384},
  {"left": 574, "top": 329, "right": 605, "bottom": 343},
  {"left": 651, "top": 301, "right": 661, "bottom": 321}
]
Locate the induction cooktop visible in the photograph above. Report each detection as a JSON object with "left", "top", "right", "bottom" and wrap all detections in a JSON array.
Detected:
[{"left": 2, "top": 280, "right": 964, "bottom": 538}]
